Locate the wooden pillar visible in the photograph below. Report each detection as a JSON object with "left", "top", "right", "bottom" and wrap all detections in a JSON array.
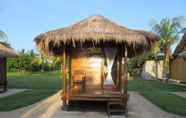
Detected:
[
  {"left": 67, "top": 51, "right": 72, "bottom": 92},
  {"left": 0, "top": 58, "right": 7, "bottom": 92},
  {"left": 61, "top": 49, "right": 67, "bottom": 105},
  {"left": 4, "top": 58, "right": 7, "bottom": 92},
  {"left": 123, "top": 47, "right": 128, "bottom": 95},
  {"left": 101, "top": 60, "right": 104, "bottom": 90},
  {"left": 118, "top": 54, "right": 122, "bottom": 91},
  {"left": 116, "top": 54, "right": 121, "bottom": 90}
]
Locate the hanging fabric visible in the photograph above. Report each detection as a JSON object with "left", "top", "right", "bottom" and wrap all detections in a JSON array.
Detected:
[{"left": 103, "top": 47, "right": 117, "bottom": 85}]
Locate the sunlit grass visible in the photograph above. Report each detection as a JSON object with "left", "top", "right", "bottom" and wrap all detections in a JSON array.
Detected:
[
  {"left": 0, "top": 90, "right": 57, "bottom": 111},
  {"left": 7, "top": 71, "right": 61, "bottom": 89},
  {"left": 128, "top": 79, "right": 186, "bottom": 116},
  {"left": 141, "top": 91, "right": 186, "bottom": 116}
]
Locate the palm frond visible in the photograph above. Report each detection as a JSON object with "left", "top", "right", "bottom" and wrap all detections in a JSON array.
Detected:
[
  {"left": 171, "top": 16, "right": 185, "bottom": 34},
  {"left": 150, "top": 18, "right": 162, "bottom": 35},
  {"left": 151, "top": 16, "right": 185, "bottom": 50}
]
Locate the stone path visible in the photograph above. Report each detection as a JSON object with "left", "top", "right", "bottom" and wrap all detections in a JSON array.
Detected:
[
  {"left": 172, "top": 92, "right": 186, "bottom": 98},
  {"left": 0, "top": 89, "right": 26, "bottom": 98},
  {"left": 0, "top": 91, "right": 184, "bottom": 118}
]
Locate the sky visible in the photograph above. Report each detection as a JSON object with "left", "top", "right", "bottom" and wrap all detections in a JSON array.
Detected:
[{"left": 0, "top": 0, "right": 186, "bottom": 51}]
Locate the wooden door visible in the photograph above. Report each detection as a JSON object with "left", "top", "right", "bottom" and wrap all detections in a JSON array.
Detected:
[{"left": 71, "top": 48, "right": 104, "bottom": 89}]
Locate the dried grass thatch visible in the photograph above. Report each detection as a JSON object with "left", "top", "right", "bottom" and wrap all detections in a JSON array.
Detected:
[
  {"left": 0, "top": 44, "right": 18, "bottom": 58},
  {"left": 34, "top": 15, "right": 158, "bottom": 57},
  {"left": 174, "top": 33, "right": 186, "bottom": 56}
]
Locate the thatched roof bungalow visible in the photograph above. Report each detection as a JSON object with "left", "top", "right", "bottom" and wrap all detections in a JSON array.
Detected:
[
  {"left": 34, "top": 15, "right": 158, "bottom": 112},
  {"left": 171, "top": 33, "right": 186, "bottom": 82}
]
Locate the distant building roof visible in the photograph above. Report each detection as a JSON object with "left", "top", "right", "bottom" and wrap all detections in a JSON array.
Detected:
[
  {"left": 174, "top": 33, "right": 186, "bottom": 56},
  {"left": 0, "top": 44, "right": 19, "bottom": 58}
]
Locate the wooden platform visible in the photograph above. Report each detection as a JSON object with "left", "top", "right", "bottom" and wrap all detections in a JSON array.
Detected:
[{"left": 68, "top": 87, "right": 126, "bottom": 102}]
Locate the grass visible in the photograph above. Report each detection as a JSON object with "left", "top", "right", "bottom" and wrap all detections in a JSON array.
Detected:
[
  {"left": 0, "top": 71, "right": 62, "bottom": 111},
  {"left": 7, "top": 71, "right": 61, "bottom": 89},
  {"left": 128, "top": 79, "right": 186, "bottom": 116},
  {"left": 141, "top": 91, "right": 186, "bottom": 116},
  {"left": 128, "top": 79, "right": 186, "bottom": 92},
  {"left": 0, "top": 90, "right": 57, "bottom": 111},
  {"left": 2, "top": 71, "right": 186, "bottom": 116}
]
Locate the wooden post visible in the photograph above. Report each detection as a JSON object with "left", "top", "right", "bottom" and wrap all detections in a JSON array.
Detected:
[
  {"left": 116, "top": 55, "right": 120, "bottom": 90},
  {"left": 0, "top": 58, "right": 7, "bottom": 92},
  {"left": 61, "top": 49, "right": 67, "bottom": 105},
  {"left": 118, "top": 54, "right": 122, "bottom": 90},
  {"left": 4, "top": 58, "right": 7, "bottom": 92},
  {"left": 101, "top": 60, "right": 104, "bottom": 90},
  {"left": 123, "top": 47, "right": 128, "bottom": 96},
  {"left": 67, "top": 51, "right": 72, "bottom": 92}
]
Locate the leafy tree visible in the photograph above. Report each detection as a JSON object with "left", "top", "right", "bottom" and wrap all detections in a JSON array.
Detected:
[
  {"left": 150, "top": 16, "right": 185, "bottom": 79},
  {"left": 7, "top": 49, "right": 60, "bottom": 72}
]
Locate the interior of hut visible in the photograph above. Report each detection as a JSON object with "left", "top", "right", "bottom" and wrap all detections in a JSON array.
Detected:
[{"left": 70, "top": 47, "right": 122, "bottom": 96}]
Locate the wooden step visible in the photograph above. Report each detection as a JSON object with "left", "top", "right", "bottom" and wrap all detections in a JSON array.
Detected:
[{"left": 107, "top": 102, "right": 127, "bottom": 116}]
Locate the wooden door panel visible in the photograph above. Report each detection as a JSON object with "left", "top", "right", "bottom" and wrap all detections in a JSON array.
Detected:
[{"left": 71, "top": 48, "right": 103, "bottom": 89}]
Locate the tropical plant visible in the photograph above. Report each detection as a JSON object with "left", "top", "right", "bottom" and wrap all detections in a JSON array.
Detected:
[
  {"left": 150, "top": 16, "right": 185, "bottom": 79},
  {"left": 7, "top": 49, "right": 60, "bottom": 72}
]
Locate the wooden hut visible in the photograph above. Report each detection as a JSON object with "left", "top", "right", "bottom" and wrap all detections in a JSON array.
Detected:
[
  {"left": 0, "top": 44, "right": 18, "bottom": 92},
  {"left": 141, "top": 53, "right": 164, "bottom": 80},
  {"left": 141, "top": 60, "right": 164, "bottom": 80},
  {"left": 34, "top": 15, "right": 158, "bottom": 112},
  {"left": 171, "top": 33, "right": 186, "bottom": 82}
]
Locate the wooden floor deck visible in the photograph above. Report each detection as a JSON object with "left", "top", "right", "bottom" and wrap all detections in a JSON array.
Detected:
[{"left": 68, "top": 87, "right": 125, "bottom": 102}]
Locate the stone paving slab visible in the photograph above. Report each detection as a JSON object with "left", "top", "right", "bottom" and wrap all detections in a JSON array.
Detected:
[
  {"left": 0, "top": 89, "right": 26, "bottom": 98},
  {"left": 172, "top": 92, "right": 186, "bottom": 98}
]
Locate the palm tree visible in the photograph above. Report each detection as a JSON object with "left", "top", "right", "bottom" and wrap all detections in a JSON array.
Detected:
[{"left": 150, "top": 16, "right": 185, "bottom": 79}]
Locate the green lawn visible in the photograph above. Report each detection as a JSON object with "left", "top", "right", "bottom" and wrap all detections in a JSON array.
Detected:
[
  {"left": 7, "top": 71, "right": 61, "bottom": 89},
  {"left": 0, "top": 71, "right": 61, "bottom": 111},
  {"left": 128, "top": 79, "right": 186, "bottom": 116},
  {"left": 141, "top": 91, "right": 186, "bottom": 116},
  {"left": 128, "top": 79, "right": 186, "bottom": 92},
  {"left": 0, "top": 90, "right": 57, "bottom": 111},
  {"left": 1, "top": 71, "right": 186, "bottom": 116}
]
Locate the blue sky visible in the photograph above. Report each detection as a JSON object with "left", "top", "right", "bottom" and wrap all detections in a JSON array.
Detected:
[{"left": 0, "top": 0, "right": 186, "bottom": 51}]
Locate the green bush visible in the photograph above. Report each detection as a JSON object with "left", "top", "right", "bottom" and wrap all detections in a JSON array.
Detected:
[{"left": 7, "top": 50, "right": 60, "bottom": 72}]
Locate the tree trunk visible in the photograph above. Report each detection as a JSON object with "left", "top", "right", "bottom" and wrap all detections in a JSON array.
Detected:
[{"left": 163, "top": 48, "right": 171, "bottom": 81}]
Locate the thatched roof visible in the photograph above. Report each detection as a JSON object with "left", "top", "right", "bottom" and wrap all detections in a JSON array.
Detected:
[
  {"left": 34, "top": 15, "right": 159, "bottom": 57},
  {"left": 178, "top": 51, "right": 186, "bottom": 58},
  {"left": 174, "top": 33, "right": 186, "bottom": 56},
  {"left": 0, "top": 44, "right": 18, "bottom": 58}
]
